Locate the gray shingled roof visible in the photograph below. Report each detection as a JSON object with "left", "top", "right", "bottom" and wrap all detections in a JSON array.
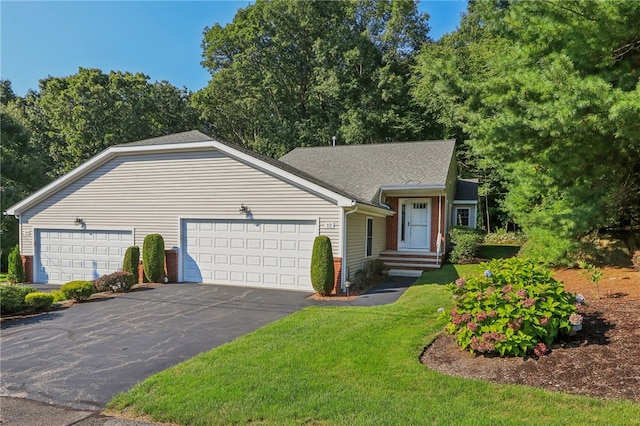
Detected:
[
  {"left": 455, "top": 179, "right": 479, "bottom": 201},
  {"left": 121, "top": 130, "right": 214, "bottom": 146},
  {"left": 279, "top": 140, "right": 456, "bottom": 204}
]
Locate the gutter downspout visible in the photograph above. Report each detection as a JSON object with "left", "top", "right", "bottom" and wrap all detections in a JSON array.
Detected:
[
  {"left": 378, "top": 190, "right": 391, "bottom": 210},
  {"left": 341, "top": 205, "right": 359, "bottom": 291},
  {"left": 437, "top": 195, "right": 442, "bottom": 265}
]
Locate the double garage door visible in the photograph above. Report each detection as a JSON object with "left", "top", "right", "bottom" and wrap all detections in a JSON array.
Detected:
[
  {"left": 35, "top": 229, "right": 133, "bottom": 284},
  {"left": 182, "top": 219, "right": 317, "bottom": 291}
]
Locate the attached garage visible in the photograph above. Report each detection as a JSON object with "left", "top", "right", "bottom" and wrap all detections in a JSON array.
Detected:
[
  {"left": 182, "top": 219, "right": 317, "bottom": 291},
  {"left": 35, "top": 229, "right": 132, "bottom": 284}
]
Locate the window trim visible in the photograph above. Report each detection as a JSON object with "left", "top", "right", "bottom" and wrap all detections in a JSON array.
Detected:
[
  {"left": 365, "top": 216, "right": 374, "bottom": 258},
  {"left": 454, "top": 207, "right": 471, "bottom": 227}
]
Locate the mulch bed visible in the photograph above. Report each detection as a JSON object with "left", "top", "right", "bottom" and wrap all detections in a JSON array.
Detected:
[{"left": 421, "top": 266, "right": 640, "bottom": 402}]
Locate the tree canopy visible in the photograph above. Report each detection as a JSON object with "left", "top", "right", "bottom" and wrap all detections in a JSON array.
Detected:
[
  {"left": 11, "top": 68, "right": 198, "bottom": 177},
  {"left": 413, "top": 0, "right": 640, "bottom": 256},
  {"left": 194, "top": 0, "right": 440, "bottom": 156}
]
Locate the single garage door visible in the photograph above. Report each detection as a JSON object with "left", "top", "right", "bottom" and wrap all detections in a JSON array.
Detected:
[
  {"left": 35, "top": 229, "right": 133, "bottom": 284},
  {"left": 182, "top": 219, "right": 317, "bottom": 290}
]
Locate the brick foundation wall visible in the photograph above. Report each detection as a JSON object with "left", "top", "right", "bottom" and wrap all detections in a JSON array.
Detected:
[
  {"left": 332, "top": 257, "right": 342, "bottom": 294},
  {"left": 386, "top": 198, "right": 399, "bottom": 250},
  {"left": 21, "top": 255, "right": 33, "bottom": 283},
  {"left": 164, "top": 250, "right": 178, "bottom": 283},
  {"left": 430, "top": 196, "right": 446, "bottom": 252}
]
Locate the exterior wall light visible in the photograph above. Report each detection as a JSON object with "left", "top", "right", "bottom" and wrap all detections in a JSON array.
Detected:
[{"left": 74, "top": 217, "right": 85, "bottom": 227}]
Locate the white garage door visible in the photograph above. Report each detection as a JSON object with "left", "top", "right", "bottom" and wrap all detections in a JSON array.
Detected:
[
  {"left": 182, "top": 219, "right": 317, "bottom": 291},
  {"left": 36, "top": 229, "right": 133, "bottom": 284}
]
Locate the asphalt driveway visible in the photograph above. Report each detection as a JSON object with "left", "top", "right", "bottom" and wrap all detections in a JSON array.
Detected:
[{"left": 0, "top": 284, "right": 316, "bottom": 411}]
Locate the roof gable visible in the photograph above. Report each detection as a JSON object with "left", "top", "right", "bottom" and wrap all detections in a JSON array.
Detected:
[
  {"left": 5, "top": 131, "right": 360, "bottom": 216},
  {"left": 279, "top": 140, "right": 456, "bottom": 204}
]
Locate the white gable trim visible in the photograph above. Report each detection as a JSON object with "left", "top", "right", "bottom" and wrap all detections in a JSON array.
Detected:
[{"left": 5, "top": 140, "right": 356, "bottom": 216}]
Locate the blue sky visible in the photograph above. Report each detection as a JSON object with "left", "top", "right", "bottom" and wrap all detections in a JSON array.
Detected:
[{"left": 1, "top": 1, "right": 468, "bottom": 97}]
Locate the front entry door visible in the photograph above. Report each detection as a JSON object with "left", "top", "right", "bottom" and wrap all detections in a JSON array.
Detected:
[{"left": 405, "top": 199, "right": 430, "bottom": 250}]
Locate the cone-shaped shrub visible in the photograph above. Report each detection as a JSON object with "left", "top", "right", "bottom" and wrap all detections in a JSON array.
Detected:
[
  {"left": 7, "top": 245, "right": 25, "bottom": 284},
  {"left": 310, "top": 236, "right": 335, "bottom": 296},
  {"left": 123, "top": 246, "right": 140, "bottom": 279},
  {"left": 143, "top": 234, "right": 165, "bottom": 283}
]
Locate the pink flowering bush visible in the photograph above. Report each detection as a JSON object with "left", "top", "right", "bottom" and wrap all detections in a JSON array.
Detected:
[{"left": 445, "top": 257, "right": 579, "bottom": 357}]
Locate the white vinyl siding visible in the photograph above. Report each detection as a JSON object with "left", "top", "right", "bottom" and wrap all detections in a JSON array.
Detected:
[
  {"left": 345, "top": 213, "right": 385, "bottom": 279},
  {"left": 19, "top": 149, "right": 342, "bottom": 259}
]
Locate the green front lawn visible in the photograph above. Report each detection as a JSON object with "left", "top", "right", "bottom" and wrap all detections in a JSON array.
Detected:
[{"left": 108, "top": 264, "right": 640, "bottom": 425}]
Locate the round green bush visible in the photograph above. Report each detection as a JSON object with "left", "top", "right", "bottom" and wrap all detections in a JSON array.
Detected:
[
  {"left": 445, "top": 257, "right": 580, "bottom": 357},
  {"left": 143, "top": 234, "right": 165, "bottom": 283},
  {"left": 448, "top": 226, "right": 484, "bottom": 264},
  {"left": 7, "top": 245, "right": 25, "bottom": 284},
  {"left": 310, "top": 236, "right": 335, "bottom": 296},
  {"left": 0, "top": 284, "right": 37, "bottom": 314},
  {"left": 61, "top": 280, "right": 95, "bottom": 302},
  {"left": 25, "top": 292, "right": 54, "bottom": 311},
  {"left": 123, "top": 246, "right": 140, "bottom": 281}
]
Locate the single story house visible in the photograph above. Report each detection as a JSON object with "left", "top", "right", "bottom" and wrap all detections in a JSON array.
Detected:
[{"left": 6, "top": 130, "right": 477, "bottom": 293}]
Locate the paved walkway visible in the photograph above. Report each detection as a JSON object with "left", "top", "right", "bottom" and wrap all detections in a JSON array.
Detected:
[{"left": 0, "top": 276, "right": 414, "bottom": 425}]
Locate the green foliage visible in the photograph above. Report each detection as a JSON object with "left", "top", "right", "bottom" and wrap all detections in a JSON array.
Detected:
[
  {"left": 517, "top": 228, "right": 577, "bottom": 266},
  {"left": 143, "top": 234, "right": 165, "bottom": 283},
  {"left": 448, "top": 226, "right": 484, "bottom": 264},
  {"left": 484, "top": 230, "right": 527, "bottom": 245},
  {"left": 195, "top": 0, "right": 437, "bottom": 156},
  {"left": 578, "top": 261, "right": 604, "bottom": 300},
  {"left": 94, "top": 271, "right": 136, "bottom": 293},
  {"left": 24, "top": 291, "right": 54, "bottom": 311},
  {"left": 51, "top": 290, "right": 66, "bottom": 302},
  {"left": 310, "top": 236, "right": 335, "bottom": 296},
  {"left": 123, "top": 246, "right": 140, "bottom": 280},
  {"left": 7, "top": 245, "right": 24, "bottom": 284},
  {"left": 445, "top": 258, "right": 579, "bottom": 357},
  {"left": 413, "top": 0, "right": 640, "bottom": 243},
  {"left": 11, "top": 68, "right": 197, "bottom": 179},
  {"left": 60, "top": 280, "right": 94, "bottom": 302},
  {"left": 0, "top": 284, "right": 37, "bottom": 314}
]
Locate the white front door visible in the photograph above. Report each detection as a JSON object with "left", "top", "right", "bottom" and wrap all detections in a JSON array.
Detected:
[{"left": 399, "top": 199, "right": 431, "bottom": 250}]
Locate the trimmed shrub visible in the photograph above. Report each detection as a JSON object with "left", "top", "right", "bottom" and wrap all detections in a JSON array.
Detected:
[
  {"left": 61, "top": 280, "right": 94, "bottom": 302},
  {"left": 632, "top": 250, "right": 640, "bottom": 272},
  {"left": 143, "top": 234, "right": 165, "bottom": 283},
  {"left": 517, "top": 228, "right": 577, "bottom": 266},
  {"left": 310, "top": 236, "right": 335, "bottom": 296},
  {"left": 0, "top": 284, "right": 37, "bottom": 314},
  {"left": 94, "top": 271, "right": 136, "bottom": 293},
  {"left": 123, "top": 246, "right": 140, "bottom": 280},
  {"left": 51, "top": 290, "right": 66, "bottom": 302},
  {"left": 25, "top": 292, "right": 54, "bottom": 311},
  {"left": 445, "top": 257, "right": 579, "bottom": 357},
  {"left": 448, "top": 226, "right": 484, "bottom": 264},
  {"left": 7, "top": 245, "right": 25, "bottom": 284}
]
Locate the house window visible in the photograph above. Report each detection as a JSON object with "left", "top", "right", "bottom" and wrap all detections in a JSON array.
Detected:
[
  {"left": 400, "top": 204, "right": 406, "bottom": 242},
  {"left": 366, "top": 217, "right": 373, "bottom": 257},
  {"left": 456, "top": 208, "right": 470, "bottom": 227}
]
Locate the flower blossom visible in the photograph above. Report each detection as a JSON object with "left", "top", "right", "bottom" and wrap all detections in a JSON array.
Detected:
[
  {"left": 455, "top": 278, "right": 466, "bottom": 287},
  {"left": 539, "top": 316, "right": 550, "bottom": 326},
  {"left": 437, "top": 307, "right": 444, "bottom": 313},
  {"left": 484, "top": 270, "right": 492, "bottom": 278},
  {"left": 522, "top": 298, "right": 537, "bottom": 308},
  {"left": 575, "top": 293, "right": 586, "bottom": 305},
  {"left": 534, "top": 342, "right": 548, "bottom": 357},
  {"left": 516, "top": 288, "right": 527, "bottom": 299},
  {"left": 569, "top": 313, "right": 583, "bottom": 325}
]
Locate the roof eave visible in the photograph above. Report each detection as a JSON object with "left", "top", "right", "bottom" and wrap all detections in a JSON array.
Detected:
[{"left": 5, "top": 139, "right": 357, "bottom": 216}]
